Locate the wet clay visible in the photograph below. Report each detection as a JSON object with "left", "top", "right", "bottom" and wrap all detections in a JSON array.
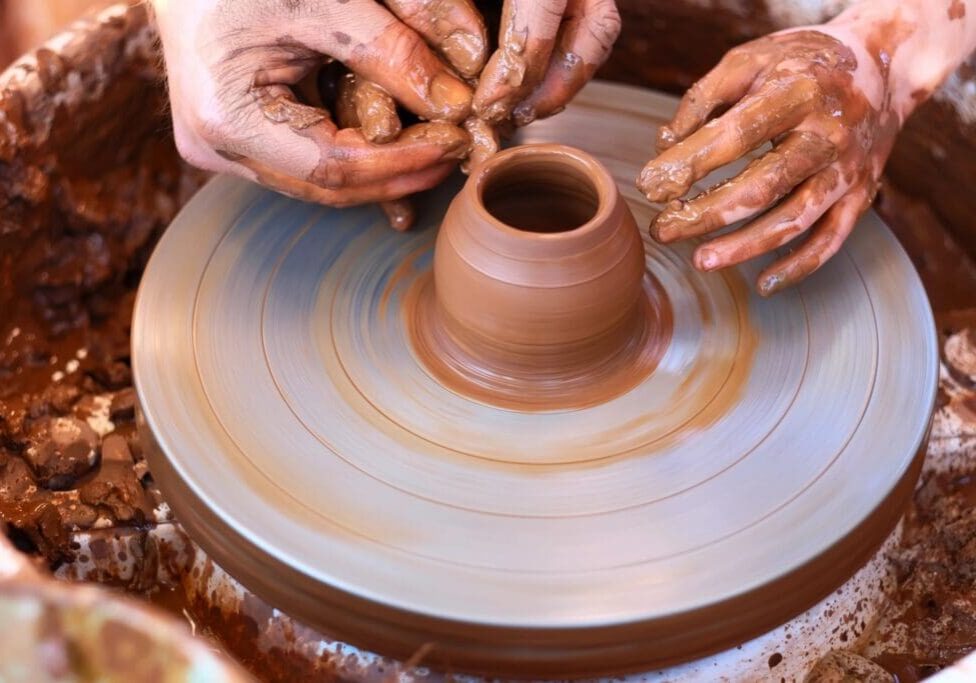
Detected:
[
  {"left": 472, "top": 0, "right": 620, "bottom": 128},
  {"left": 0, "top": 3, "right": 206, "bottom": 565},
  {"left": 461, "top": 116, "right": 500, "bottom": 173},
  {"left": 332, "top": 71, "right": 417, "bottom": 232},
  {"left": 335, "top": 72, "right": 401, "bottom": 144},
  {"left": 472, "top": 1, "right": 559, "bottom": 123},
  {"left": 405, "top": 144, "right": 673, "bottom": 411}
]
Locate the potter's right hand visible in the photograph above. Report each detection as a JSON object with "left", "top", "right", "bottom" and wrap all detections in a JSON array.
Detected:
[
  {"left": 638, "top": 0, "right": 976, "bottom": 296},
  {"left": 152, "top": 0, "right": 482, "bottom": 207}
]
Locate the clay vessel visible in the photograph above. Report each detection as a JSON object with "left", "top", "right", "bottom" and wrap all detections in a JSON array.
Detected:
[{"left": 433, "top": 143, "right": 647, "bottom": 383}]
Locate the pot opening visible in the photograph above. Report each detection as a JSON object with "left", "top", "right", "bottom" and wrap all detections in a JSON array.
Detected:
[{"left": 480, "top": 154, "right": 601, "bottom": 234}]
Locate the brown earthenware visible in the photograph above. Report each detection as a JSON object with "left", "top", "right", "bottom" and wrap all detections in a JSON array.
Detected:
[{"left": 416, "top": 143, "right": 668, "bottom": 410}]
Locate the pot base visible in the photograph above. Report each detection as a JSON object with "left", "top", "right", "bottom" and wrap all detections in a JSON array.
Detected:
[{"left": 407, "top": 270, "right": 673, "bottom": 411}]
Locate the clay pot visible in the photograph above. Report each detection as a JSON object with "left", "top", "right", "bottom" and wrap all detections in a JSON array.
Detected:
[{"left": 433, "top": 143, "right": 647, "bottom": 377}]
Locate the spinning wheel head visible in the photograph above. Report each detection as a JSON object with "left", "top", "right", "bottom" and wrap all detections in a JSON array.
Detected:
[{"left": 133, "top": 84, "right": 937, "bottom": 677}]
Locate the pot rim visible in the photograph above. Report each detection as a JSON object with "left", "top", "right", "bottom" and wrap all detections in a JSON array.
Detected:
[{"left": 470, "top": 143, "right": 616, "bottom": 243}]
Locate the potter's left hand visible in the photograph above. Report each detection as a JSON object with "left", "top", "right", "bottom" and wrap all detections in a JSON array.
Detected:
[
  {"left": 638, "top": 0, "right": 976, "bottom": 296},
  {"left": 472, "top": 0, "right": 622, "bottom": 127}
]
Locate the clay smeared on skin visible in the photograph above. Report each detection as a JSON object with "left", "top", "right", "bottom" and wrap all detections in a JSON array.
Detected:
[
  {"left": 384, "top": 0, "right": 489, "bottom": 79},
  {"left": 461, "top": 116, "right": 499, "bottom": 172},
  {"left": 334, "top": 72, "right": 417, "bottom": 230},
  {"left": 206, "top": 72, "right": 469, "bottom": 208},
  {"left": 639, "top": 0, "right": 976, "bottom": 294},
  {"left": 652, "top": 130, "right": 837, "bottom": 243},
  {"left": 861, "top": 14, "right": 917, "bottom": 89},
  {"left": 473, "top": 0, "right": 563, "bottom": 123},
  {"left": 473, "top": 0, "right": 620, "bottom": 127},
  {"left": 512, "top": 49, "right": 584, "bottom": 126},
  {"left": 154, "top": 0, "right": 476, "bottom": 228},
  {"left": 162, "top": 0, "right": 622, "bottom": 230},
  {"left": 511, "top": 0, "right": 622, "bottom": 126},
  {"left": 335, "top": 72, "right": 400, "bottom": 144},
  {"left": 639, "top": 30, "right": 903, "bottom": 295},
  {"left": 254, "top": 84, "right": 331, "bottom": 130}
]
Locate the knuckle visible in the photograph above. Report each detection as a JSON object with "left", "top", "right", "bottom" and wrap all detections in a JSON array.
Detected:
[
  {"left": 196, "top": 112, "right": 233, "bottom": 147},
  {"left": 172, "top": 120, "right": 220, "bottom": 171},
  {"left": 330, "top": 196, "right": 364, "bottom": 208},
  {"left": 312, "top": 152, "right": 348, "bottom": 191},
  {"left": 722, "top": 44, "right": 751, "bottom": 65},
  {"left": 594, "top": 2, "right": 623, "bottom": 43},
  {"left": 393, "top": 0, "right": 425, "bottom": 24},
  {"left": 181, "top": 98, "right": 236, "bottom": 147},
  {"left": 387, "top": 21, "right": 427, "bottom": 62}
]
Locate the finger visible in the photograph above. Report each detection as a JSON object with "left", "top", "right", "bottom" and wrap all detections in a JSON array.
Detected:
[
  {"left": 755, "top": 185, "right": 869, "bottom": 296},
  {"left": 335, "top": 72, "right": 362, "bottom": 128},
  {"left": 356, "top": 80, "right": 401, "bottom": 144},
  {"left": 221, "top": 152, "right": 457, "bottom": 207},
  {"left": 656, "top": 45, "right": 770, "bottom": 152},
  {"left": 692, "top": 168, "right": 847, "bottom": 271},
  {"left": 384, "top": 0, "right": 488, "bottom": 79},
  {"left": 295, "top": 1, "right": 472, "bottom": 122},
  {"left": 236, "top": 85, "right": 470, "bottom": 188},
  {"left": 318, "top": 123, "right": 468, "bottom": 187},
  {"left": 380, "top": 197, "right": 417, "bottom": 231},
  {"left": 650, "top": 130, "right": 835, "bottom": 243},
  {"left": 637, "top": 77, "right": 818, "bottom": 203},
  {"left": 511, "top": 0, "right": 621, "bottom": 126},
  {"left": 461, "top": 116, "right": 500, "bottom": 173},
  {"left": 333, "top": 76, "right": 415, "bottom": 231},
  {"left": 337, "top": 73, "right": 402, "bottom": 143},
  {"left": 473, "top": 0, "right": 568, "bottom": 123}
]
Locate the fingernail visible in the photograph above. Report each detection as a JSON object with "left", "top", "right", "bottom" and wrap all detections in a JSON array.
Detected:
[
  {"left": 512, "top": 102, "right": 536, "bottom": 127},
  {"left": 649, "top": 220, "right": 670, "bottom": 243},
  {"left": 657, "top": 126, "right": 677, "bottom": 151},
  {"left": 757, "top": 273, "right": 783, "bottom": 297},
  {"left": 696, "top": 248, "right": 719, "bottom": 271},
  {"left": 430, "top": 73, "right": 472, "bottom": 121},
  {"left": 442, "top": 31, "right": 486, "bottom": 79}
]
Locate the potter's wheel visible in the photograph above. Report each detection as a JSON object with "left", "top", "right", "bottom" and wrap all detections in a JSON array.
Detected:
[{"left": 133, "top": 82, "right": 937, "bottom": 677}]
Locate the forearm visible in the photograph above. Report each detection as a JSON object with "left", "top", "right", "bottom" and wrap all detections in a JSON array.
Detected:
[{"left": 826, "top": 0, "right": 976, "bottom": 121}]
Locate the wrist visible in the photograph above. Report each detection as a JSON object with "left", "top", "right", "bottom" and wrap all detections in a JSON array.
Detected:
[{"left": 826, "top": 0, "right": 973, "bottom": 121}]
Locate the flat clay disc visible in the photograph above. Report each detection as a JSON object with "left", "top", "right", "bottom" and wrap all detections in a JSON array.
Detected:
[{"left": 134, "top": 83, "right": 937, "bottom": 678}]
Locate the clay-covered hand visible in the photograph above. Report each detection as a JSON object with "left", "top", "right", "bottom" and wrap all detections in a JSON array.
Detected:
[
  {"left": 638, "top": 28, "right": 904, "bottom": 296},
  {"left": 152, "top": 0, "right": 486, "bottom": 209},
  {"left": 472, "top": 0, "right": 622, "bottom": 127}
]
